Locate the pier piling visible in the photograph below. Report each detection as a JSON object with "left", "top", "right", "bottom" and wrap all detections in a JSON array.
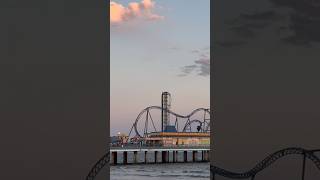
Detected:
[
  {"left": 184, "top": 151, "right": 188, "bottom": 162},
  {"left": 206, "top": 151, "right": 209, "bottom": 161},
  {"left": 172, "top": 151, "right": 176, "bottom": 162},
  {"left": 202, "top": 151, "right": 204, "bottom": 161},
  {"left": 204, "top": 151, "right": 208, "bottom": 161},
  {"left": 162, "top": 151, "right": 167, "bottom": 163},
  {"left": 133, "top": 151, "right": 138, "bottom": 164},
  {"left": 155, "top": 151, "right": 158, "bottom": 163},
  {"left": 193, "top": 151, "right": 197, "bottom": 162},
  {"left": 123, "top": 151, "right": 128, "bottom": 164},
  {"left": 144, "top": 151, "right": 147, "bottom": 164},
  {"left": 176, "top": 151, "right": 178, "bottom": 162},
  {"left": 112, "top": 152, "right": 117, "bottom": 165}
]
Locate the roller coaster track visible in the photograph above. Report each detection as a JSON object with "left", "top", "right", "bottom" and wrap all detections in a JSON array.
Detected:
[
  {"left": 86, "top": 151, "right": 109, "bottom": 180},
  {"left": 86, "top": 147, "right": 320, "bottom": 180},
  {"left": 135, "top": 106, "right": 210, "bottom": 119},
  {"left": 132, "top": 106, "right": 211, "bottom": 137},
  {"left": 211, "top": 147, "right": 320, "bottom": 180}
]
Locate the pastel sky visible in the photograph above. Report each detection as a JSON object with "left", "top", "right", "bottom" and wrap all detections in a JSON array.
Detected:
[{"left": 110, "top": 0, "right": 210, "bottom": 135}]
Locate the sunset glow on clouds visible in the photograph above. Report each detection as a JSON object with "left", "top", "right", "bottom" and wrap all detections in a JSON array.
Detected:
[{"left": 110, "top": 0, "right": 164, "bottom": 24}]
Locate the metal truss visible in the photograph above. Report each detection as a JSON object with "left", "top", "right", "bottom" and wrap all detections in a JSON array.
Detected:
[{"left": 128, "top": 106, "right": 211, "bottom": 137}]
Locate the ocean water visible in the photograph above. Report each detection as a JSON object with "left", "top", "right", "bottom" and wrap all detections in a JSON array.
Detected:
[{"left": 110, "top": 163, "right": 210, "bottom": 180}]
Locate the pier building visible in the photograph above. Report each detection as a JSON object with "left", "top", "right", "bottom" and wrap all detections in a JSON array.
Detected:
[{"left": 145, "top": 132, "right": 210, "bottom": 147}]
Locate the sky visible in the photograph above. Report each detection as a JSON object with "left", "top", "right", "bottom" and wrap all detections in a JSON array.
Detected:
[{"left": 110, "top": 0, "right": 210, "bottom": 135}]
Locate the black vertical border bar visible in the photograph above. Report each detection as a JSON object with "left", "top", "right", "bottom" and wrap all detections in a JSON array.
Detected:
[
  {"left": 106, "top": 0, "right": 110, "bottom": 179},
  {"left": 0, "top": 0, "right": 108, "bottom": 179},
  {"left": 210, "top": 0, "right": 214, "bottom": 179}
]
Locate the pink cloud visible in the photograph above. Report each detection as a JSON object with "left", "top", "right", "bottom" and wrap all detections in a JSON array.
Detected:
[
  {"left": 141, "top": 0, "right": 154, "bottom": 9},
  {"left": 110, "top": 0, "right": 164, "bottom": 24}
]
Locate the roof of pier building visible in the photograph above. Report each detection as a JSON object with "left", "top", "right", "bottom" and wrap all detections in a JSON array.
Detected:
[{"left": 146, "top": 132, "right": 210, "bottom": 138}]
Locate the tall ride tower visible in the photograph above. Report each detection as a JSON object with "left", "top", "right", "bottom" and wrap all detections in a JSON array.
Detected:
[{"left": 161, "top": 92, "right": 171, "bottom": 132}]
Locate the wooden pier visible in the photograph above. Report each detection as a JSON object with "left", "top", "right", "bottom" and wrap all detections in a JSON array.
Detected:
[{"left": 110, "top": 146, "right": 210, "bottom": 165}]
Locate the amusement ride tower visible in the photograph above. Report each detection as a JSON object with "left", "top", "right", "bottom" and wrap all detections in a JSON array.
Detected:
[{"left": 161, "top": 92, "right": 171, "bottom": 132}]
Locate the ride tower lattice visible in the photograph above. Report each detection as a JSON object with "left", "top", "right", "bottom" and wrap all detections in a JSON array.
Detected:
[{"left": 161, "top": 92, "right": 171, "bottom": 132}]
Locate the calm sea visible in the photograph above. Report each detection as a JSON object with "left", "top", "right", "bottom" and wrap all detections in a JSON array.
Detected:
[{"left": 110, "top": 163, "right": 210, "bottom": 180}]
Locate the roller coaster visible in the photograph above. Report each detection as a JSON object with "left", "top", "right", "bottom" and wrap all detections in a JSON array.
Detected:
[
  {"left": 85, "top": 91, "right": 320, "bottom": 179},
  {"left": 86, "top": 102, "right": 319, "bottom": 179},
  {"left": 127, "top": 106, "right": 211, "bottom": 138},
  {"left": 211, "top": 147, "right": 320, "bottom": 180}
]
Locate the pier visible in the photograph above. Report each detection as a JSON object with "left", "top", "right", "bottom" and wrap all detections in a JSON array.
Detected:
[
  {"left": 110, "top": 146, "right": 210, "bottom": 165},
  {"left": 109, "top": 92, "right": 211, "bottom": 165}
]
